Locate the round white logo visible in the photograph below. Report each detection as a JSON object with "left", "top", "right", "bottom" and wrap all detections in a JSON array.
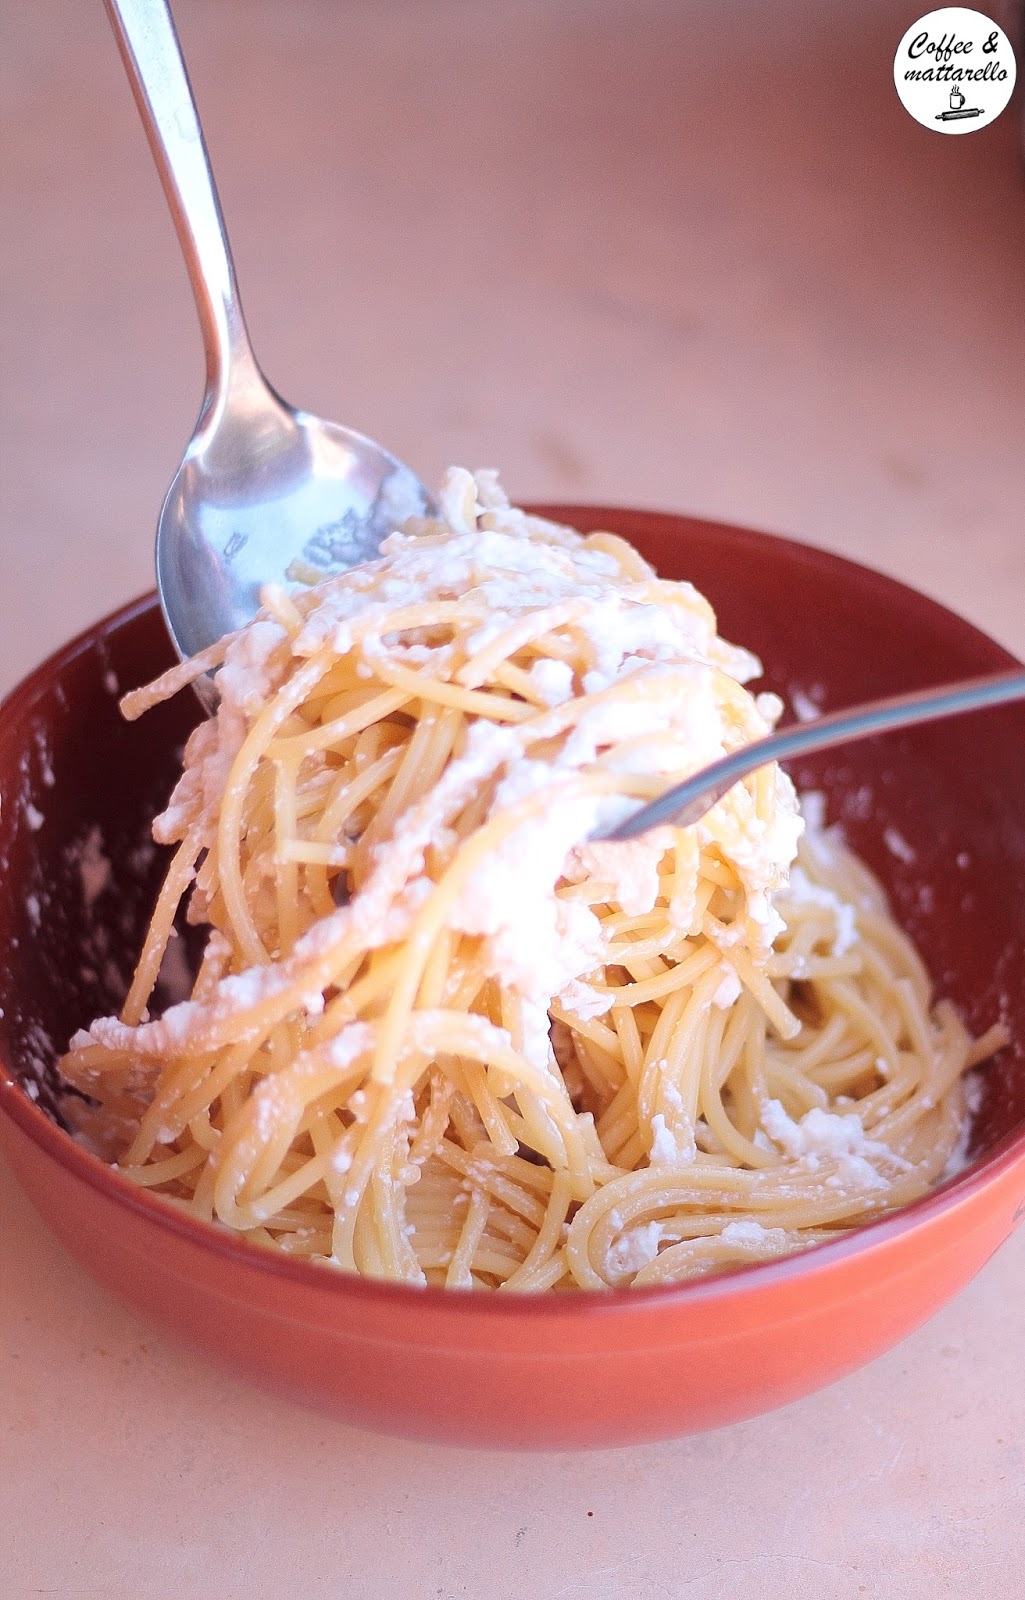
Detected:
[{"left": 894, "top": 8, "right": 1016, "bottom": 132}]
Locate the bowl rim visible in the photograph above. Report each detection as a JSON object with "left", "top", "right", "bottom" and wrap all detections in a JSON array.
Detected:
[{"left": 2, "top": 511, "right": 1024, "bottom": 1322}]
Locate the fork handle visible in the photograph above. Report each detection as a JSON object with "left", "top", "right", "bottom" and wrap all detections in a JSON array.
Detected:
[{"left": 603, "top": 666, "right": 1025, "bottom": 839}]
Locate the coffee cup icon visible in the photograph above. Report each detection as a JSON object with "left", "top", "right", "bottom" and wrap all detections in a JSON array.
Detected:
[{"left": 950, "top": 86, "right": 965, "bottom": 110}]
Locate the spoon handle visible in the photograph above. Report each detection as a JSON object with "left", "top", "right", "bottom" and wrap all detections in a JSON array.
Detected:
[
  {"left": 104, "top": 0, "right": 255, "bottom": 399},
  {"left": 602, "top": 666, "right": 1025, "bottom": 840}
]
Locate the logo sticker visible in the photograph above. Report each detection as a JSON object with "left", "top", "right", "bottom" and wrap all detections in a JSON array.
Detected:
[{"left": 894, "top": 7, "right": 1016, "bottom": 133}]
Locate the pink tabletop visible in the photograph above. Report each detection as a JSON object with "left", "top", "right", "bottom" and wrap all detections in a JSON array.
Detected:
[{"left": 2, "top": 1, "right": 1024, "bottom": 1594}]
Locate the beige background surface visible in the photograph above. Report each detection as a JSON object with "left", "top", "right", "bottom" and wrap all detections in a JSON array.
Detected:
[{"left": 2, "top": 1, "right": 1024, "bottom": 1595}]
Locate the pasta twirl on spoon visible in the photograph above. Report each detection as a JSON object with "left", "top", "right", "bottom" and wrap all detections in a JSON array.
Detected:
[{"left": 59, "top": 469, "right": 1004, "bottom": 1290}]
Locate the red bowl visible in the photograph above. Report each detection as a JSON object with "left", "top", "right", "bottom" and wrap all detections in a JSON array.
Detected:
[{"left": 1, "top": 507, "right": 1023, "bottom": 1450}]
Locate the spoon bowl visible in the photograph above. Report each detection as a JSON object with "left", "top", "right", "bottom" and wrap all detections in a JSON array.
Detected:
[
  {"left": 158, "top": 398, "right": 432, "bottom": 666},
  {"left": 107, "top": 0, "right": 433, "bottom": 676}
]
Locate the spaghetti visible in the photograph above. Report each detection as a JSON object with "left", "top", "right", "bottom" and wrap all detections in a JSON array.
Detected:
[{"left": 60, "top": 469, "right": 1003, "bottom": 1289}]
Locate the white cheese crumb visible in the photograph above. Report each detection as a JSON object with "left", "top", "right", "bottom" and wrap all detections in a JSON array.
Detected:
[
  {"left": 720, "top": 1220, "right": 787, "bottom": 1248},
  {"left": 942, "top": 1073, "right": 984, "bottom": 1180},
  {"left": 883, "top": 826, "right": 916, "bottom": 865},
  {"left": 761, "top": 1099, "right": 890, "bottom": 1189},
  {"left": 791, "top": 687, "right": 821, "bottom": 723},
  {"left": 800, "top": 790, "right": 827, "bottom": 832},
  {"left": 528, "top": 657, "right": 574, "bottom": 706},
  {"left": 711, "top": 965, "right": 742, "bottom": 1009},
  {"left": 785, "top": 866, "right": 858, "bottom": 956},
  {"left": 648, "top": 1113, "right": 696, "bottom": 1165},
  {"left": 607, "top": 1221, "right": 664, "bottom": 1275}
]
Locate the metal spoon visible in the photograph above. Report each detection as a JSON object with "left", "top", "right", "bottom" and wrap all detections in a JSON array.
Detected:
[
  {"left": 105, "top": 0, "right": 434, "bottom": 695},
  {"left": 602, "top": 667, "right": 1025, "bottom": 839}
]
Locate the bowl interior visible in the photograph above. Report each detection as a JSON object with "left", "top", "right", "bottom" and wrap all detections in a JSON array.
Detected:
[{"left": 1, "top": 512, "right": 1023, "bottom": 1189}]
